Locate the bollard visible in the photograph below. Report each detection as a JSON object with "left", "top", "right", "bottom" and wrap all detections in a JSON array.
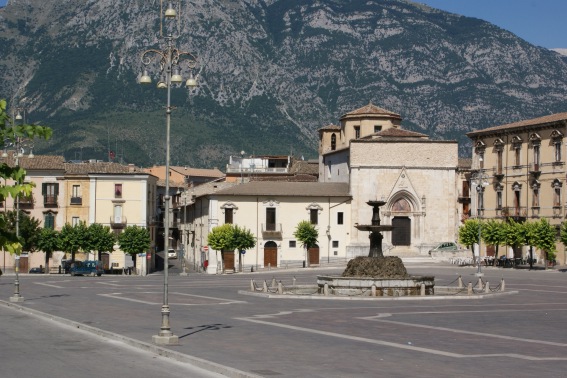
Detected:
[
  {"left": 250, "top": 280, "right": 255, "bottom": 291},
  {"left": 278, "top": 281, "right": 283, "bottom": 294},
  {"left": 251, "top": 266, "right": 254, "bottom": 273},
  {"left": 268, "top": 263, "right": 271, "bottom": 271},
  {"left": 324, "top": 283, "right": 329, "bottom": 296},
  {"left": 293, "top": 276, "right": 297, "bottom": 286},
  {"left": 485, "top": 281, "right": 490, "bottom": 294},
  {"left": 371, "top": 284, "right": 376, "bottom": 297},
  {"left": 457, "top": 275, "right": 463, "bottom": 288},
  {"left": 467, "top": 282, "right": 473, "bottom": 295},
  {"left": 263, "top": 280, "right": 268, "bottom": 292},
  {"left": 420, "top": 283, "right": 426, "bottom": 296},
  {"left": 501, "top": 278, "right": 505, "bottom": 292},
  {"left": 271, "top": 277, "right": 276, "bottom": 288},
  {"left": 477, "top": 277, "right": 483, "bottom": 290}
]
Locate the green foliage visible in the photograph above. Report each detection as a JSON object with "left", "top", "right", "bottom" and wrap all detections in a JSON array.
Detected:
[
  {"left": 532, "top": 219, "right": 557, "bottom": 261},
  {"left": 458, "top": 219, "right": 480, "bottom": 257},
  {"left": 504, "top": 218, "right": 526, "bottom": 248},
  {"left": 0, "top": 98, "right": 52, "bottom": 255},
  {"left": 482, "top": 219, "right": 506, "bottom": 258},
  {"left": 293, "top": 220, "right": 319, "bottom": 249},
  {"left": 117, "top": 226, "right": 150, "bottom": 256},
  {"left": 3, "top": 210, "right": 42, "bottom": 252},
  {"left": 207, "top": 224, "right": 256, "bottom": 252},
  {"left": 87, "top": 223, "right": 116, "bottom": 260},
  {"left": 37, "top": 228, "right": 60, "bottom": 270},
  {"left": 59, "top": 221, "right": 89, "bottom": 261}
]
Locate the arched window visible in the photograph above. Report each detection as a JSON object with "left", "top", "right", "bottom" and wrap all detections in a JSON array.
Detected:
[{"left": 331, "top": 133, "right": 336, "bottom": 151}]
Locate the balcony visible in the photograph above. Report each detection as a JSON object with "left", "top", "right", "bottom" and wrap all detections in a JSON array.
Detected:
[
  {"left": 529, "top": 163, "right": 541, "bottom": 177},
  {"left": 110, "top": 216, "right": 127, "bottom": 229},
  {"left": 262, "top": 223, "right": 282, "bottom": 239},
  {"left": 70, "top": 196, "right": 82, "bottom": 205},
  {"left": 44, "top": 195, "right": 58, "bottom": 207},
  {"left": 493, "top": 166, "right": 504, "bottom": 180},
  {"left": 501, "top": 206, "right": 527, "bottom": 221},
  {"left": 16, "top": 195, "right": 34, "bottom": 209}
]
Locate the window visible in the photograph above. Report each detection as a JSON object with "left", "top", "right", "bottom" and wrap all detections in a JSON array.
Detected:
[
  {"left": 289, "top": 240, "right": 296, "bottom": 248},
  {"left": 553, "top": 179, "right": 562, "bottom": 207},
  {"left": 532, "top": 184, "right": 540, "bottom": 208},
  {"left": 113, "top": 205, "right": 123, "bottom": 223},
  {"left": 555, "top": 140, "right": 562, "bottom": 162},
  {"left": 225, "top": 208, "right": 233, "bottom": 224},
  {"left": 496, "top": 150, "right": 503, "bottom": 175},
  {"left": 477, "top": 187, "right": 484, "bottom": 215},
  {"left": 513, "top": 183, "right": 522, "bottom": 215},
  {"left": 533, "top": 144, "right": 540, "bottom": 170},
  {"left": 331, "top": 134, "right": 336, "bottom": 151},
  {"left": 496, "top": 189, "right": 502, "bottom": 210},
  {"left": 374, "top": 125, "right": 382, "bottom": 133},
  {"left": 72, "top": 216, "right": 80, "bottom": 226},
  {"left": 114, "top": 183, "right": 122, "bottom": 198},
  {"left": 354, "top": 126, "right": 360, "bottom": 139},
  {"left": 44, "top": 213, "right": 55, "bottom": 229},
  {"left": 332, "top": 240, "right": 339, "bottom": 248},
  {"left": 337, "top": 212, "right": 344, "bottom": 225},
  {"left": 514, "top": 144, "right": 521, "bottom": 166},
  {"left": 42, "top": 183, "right": 59, "bottom": 205},
  {"left": 310, "top": 209, "right": 318, "bottom": 225},
  {"left": 266, "top": 208, "right": 276, "bottom": 231},
  {"left": 71, "top": 185, "right": 82, "bottom": 205}
]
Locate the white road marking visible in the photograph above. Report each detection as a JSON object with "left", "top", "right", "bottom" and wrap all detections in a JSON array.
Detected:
[
  {"left": 98, "top": 292, "right": 246, "bottom": 306},
  {"left": 235, "top": 316, "right": 567, "bottom": 361}
]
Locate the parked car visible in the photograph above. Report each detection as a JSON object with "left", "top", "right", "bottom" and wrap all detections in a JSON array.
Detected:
[
  {"left": 29, "top": 267, "right": 44, "bottom": 274},
  {"left": 429, "top": 242, "right": 466, "bottom": 254},
  {"left": 69, "top": 260, "right": 104, "bottom": 276},
  {"left": 167, "top": 248, "right": 177, "bottom": 259}
]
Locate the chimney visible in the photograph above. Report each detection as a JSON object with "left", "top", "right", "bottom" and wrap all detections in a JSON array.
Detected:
[{"left": 128, "top": 163, "right": 135, "bottom": 172}]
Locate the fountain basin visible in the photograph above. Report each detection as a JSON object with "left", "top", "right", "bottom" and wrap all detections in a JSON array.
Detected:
[{"left": 317, "top": 275, "right": 435, "bottom": 296}]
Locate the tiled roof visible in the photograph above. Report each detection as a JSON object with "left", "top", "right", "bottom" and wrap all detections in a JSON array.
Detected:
[
  {"left": 64, "top": 162, "right": 146, "bottom": 174},
  {"left": 467, "top": 112, "right": 567, "bottom": 137},
  {"left": 289, "top": 160, "right": 319, "bottom": 175},
  {"left": 213, "top": 181, "right": 350, "bottom": 197},
  {"left": 0, "top": 152, "right": 66, "bottom": 170},
  {"left": 340, "top": 102, "right": 401, "bottom": 120},
  {"left": 361, "top": 128, "right": 428, "bottom": 139},
  {"left": 169, "top": 166, "right": 224, "bottom": 178},
  {"left": 458, "top": 158, "right": 472, "bottom": 169},
  {"left": 318, "top": 124, "right": 341, "bottom": 131}
]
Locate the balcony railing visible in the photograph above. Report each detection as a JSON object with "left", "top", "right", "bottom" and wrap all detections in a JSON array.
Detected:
[
  {"left": 262, "top": 223, "right": 282, "bottom": 238},
  {"left": 70, "top": 196, "right": 82, "bottom": 205},
  {"left": 16, "top": 196, "right": 34, "bottom": 208},
  {"left": 44, "top": 195, "right": 58, "bottom": 207},
  {"left": 110, "top": 216, "right": 127, "bottom": 229}
]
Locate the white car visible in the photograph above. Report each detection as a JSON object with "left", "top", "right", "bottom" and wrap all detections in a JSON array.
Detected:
[{"left": 167, "top": 249, "right": 177, "bottom": 259}]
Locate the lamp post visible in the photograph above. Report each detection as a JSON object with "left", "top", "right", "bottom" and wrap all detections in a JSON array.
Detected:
[
  {"left": 4, "top": 101, "right": 33, "bottom": 303},
  {"left": 472, "top": 167, "right": 490, "bottom": 277},
  {"left": 139, "top": 0, "right": 198, "bottom": 345}
]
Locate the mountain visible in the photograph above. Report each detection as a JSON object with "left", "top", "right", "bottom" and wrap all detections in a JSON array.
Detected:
[{"left": 1, "top": 0, "right": 567, "bottom": 168}]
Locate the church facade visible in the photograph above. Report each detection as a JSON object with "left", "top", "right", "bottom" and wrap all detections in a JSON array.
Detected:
[{"left": 319, "top": 103, "right": 460, "bottom": 256}]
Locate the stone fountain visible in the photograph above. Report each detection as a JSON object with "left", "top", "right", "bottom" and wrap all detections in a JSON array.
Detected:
[{"left": 317, "top": 200, "right": 435, "bottom": 296}]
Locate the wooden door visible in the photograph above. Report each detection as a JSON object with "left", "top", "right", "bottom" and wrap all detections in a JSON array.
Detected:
[
  {"left": 102, "top": 254, "right": 110, "bottom": 270},
  {"left": 308, "top": 247, "right": 319, "bottom": 265},
  {"left": 392, "top": 217, "right": 411, "bottom": 246},
  {"left": 264, "top": 247, "right": 277, "bottom": 267},
  {"left": 223, "top": 251, "right": 235, "bottom": 271}
]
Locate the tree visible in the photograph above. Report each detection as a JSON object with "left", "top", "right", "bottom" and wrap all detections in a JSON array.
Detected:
[
  {"left": 37, "top": 228, "right": 60, "bottom": 273},
  {"left": 458, "top": 219, "right": 481, "bottom": 259},
  {"left": 208, "top": 224, "right": 236, "bottom": 272},
  {"left": 482, "top": 219, "right": 507, "bottom": 259},
  {"left": 294, "top": 220, "right": 319, "bottom": 267},
  {"left": 532, "top": 219, "right": 557, "bottom": 269},
  {"left": 0, "top": 98, "right": 52, "bottom": 255},
  {"left": 4, "top": 210, "right": 41, "bottom": 252},
  {"left": 233, "top": 225, "right": 256, "bottom": 272},
  {"left": 117, "top": 226, "right": 150, "bottom": 267},
  {"left": 59, "top": 221, "right": 89, "bottom": 262},
  {"left": 87, "top": 223, "right": 116, "bottom": 261},
  {"left": 504, "top": 218, "right": 526, "bottom": 260}
]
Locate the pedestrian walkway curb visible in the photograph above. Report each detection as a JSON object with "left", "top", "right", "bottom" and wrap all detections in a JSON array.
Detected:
[{"left": 0, "top": 300, "right": 263, "bottom": 378}]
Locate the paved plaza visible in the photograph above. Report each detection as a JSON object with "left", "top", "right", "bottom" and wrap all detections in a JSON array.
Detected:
[{"left": 1, "top": 262, "right": 566, "bottom": 377}]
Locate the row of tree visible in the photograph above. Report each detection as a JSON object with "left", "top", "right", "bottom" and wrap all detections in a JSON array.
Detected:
[
  {"left": 5, "top": 210, "right": 151, "bottom": 272},
  {"left": 458, "top": 218, "right": 561, "bottom": 266}
]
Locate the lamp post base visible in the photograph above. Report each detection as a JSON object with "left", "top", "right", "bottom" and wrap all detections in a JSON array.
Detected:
[
  {"left": 10, "top": 295, "right": 24, "bottom": 303},
  {"left": 152, "top": 334, "right": 179, "bottom": 345}
]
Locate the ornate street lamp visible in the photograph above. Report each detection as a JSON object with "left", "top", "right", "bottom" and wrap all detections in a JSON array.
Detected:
[
  {"left": 472, "top": 162, "right": 490, "bottom": 277},
  {"left": 139, "top": 0, "right": 198, "bottom": 346},
  {"left": 4, "top": 100, "right": 34, "bottom": 303}
]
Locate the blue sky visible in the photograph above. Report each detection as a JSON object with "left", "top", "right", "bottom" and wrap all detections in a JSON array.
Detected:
[{"left": 0, "top": 0, "right": 565, "bottom": 48}]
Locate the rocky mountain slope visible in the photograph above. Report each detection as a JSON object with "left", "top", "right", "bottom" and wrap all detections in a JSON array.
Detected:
[{"left": 1, "top": 0, "right": 567, "bottom": 168}]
